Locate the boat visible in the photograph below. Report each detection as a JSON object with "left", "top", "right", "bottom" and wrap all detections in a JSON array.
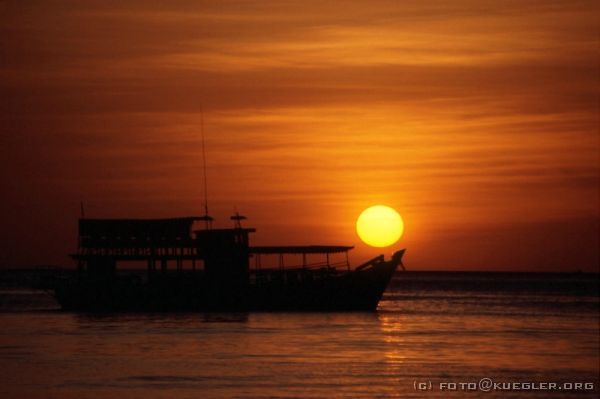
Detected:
[{"left": 53, "top": 215, "right": 405, "bottom": 312}]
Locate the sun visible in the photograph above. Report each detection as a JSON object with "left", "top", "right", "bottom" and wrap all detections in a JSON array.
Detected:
[{"left": 356, "top": 205, "right": 404, "bottom": 247}]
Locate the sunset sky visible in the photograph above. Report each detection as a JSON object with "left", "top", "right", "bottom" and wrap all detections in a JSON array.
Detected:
[{"left": 1, "top": 1, "right": 598, "bottom": 271}]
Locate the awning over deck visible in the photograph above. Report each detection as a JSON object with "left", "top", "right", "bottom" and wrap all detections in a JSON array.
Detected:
[{"left": 249, "top": 246, "right": 353, "bottom": 254}]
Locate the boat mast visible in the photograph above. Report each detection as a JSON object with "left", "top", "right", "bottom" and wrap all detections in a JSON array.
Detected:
[{"left": 200, "top": 106, "right": 213, "bottom": 229}]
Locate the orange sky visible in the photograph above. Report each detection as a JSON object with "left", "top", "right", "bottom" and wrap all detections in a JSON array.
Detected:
[{"left": 1, "top": 1, "right": 598, "bottom": 271}]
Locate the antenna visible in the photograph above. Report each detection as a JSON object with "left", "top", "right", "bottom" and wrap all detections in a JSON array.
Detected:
[
  {"left": 200, "top": 106, "right": 212, "bottom": 229},
  {"left": 231, "top": 209, "right": 247, "bottom": 230}
]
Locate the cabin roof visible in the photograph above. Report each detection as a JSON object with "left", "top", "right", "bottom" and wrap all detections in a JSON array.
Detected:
[
  {"left": 78, "top": 217, "right": 204, "bottom": 238},
  {"left": 194, "top": 228, "right": 256, "bottom": 234},
  {"left": 80, "top": 217, "right": 205, "bottom": 223},
  {"left": 249, "top": 245, "right": 353, "bottom": 254}
]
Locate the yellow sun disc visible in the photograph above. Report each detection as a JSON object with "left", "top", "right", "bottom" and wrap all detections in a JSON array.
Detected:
[{"left": 356, "top": 205, "right": 404, "bottom": 247}]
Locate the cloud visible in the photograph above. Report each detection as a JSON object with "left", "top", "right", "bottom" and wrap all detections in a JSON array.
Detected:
[{"left": 0, "top": 0, "right": 598, "bottom": 269}]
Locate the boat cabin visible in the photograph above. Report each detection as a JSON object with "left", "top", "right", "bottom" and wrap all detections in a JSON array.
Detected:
[{"left": 72, "top": 216, "right": 353, "bottom": 287}]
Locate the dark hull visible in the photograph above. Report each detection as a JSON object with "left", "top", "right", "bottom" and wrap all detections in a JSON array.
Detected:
[{"left": 54, "top": 252, "right": 401, "bottom": 312}]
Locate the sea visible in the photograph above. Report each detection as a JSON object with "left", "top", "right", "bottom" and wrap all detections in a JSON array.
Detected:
[{"left": 0, "top": 272, "right": 598, "bottom": 399}]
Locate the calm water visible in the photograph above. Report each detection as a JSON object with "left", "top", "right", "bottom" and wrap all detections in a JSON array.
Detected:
[{"left": 0, "top": 272, "right": 598, "bottom": 398}]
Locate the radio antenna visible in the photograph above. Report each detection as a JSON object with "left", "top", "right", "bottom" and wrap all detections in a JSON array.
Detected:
[{"left": 200, "top": 106, "right": 212, "bottom": 229}]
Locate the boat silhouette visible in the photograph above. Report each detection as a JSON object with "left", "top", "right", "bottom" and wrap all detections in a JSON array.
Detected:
[{"left": 54, "top": 215, "right": 405, "bottom": 312}]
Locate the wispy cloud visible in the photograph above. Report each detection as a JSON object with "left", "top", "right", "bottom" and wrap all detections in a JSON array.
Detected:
[{"left": 0, "top": 0, "right": 598, "bottom": 269}]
